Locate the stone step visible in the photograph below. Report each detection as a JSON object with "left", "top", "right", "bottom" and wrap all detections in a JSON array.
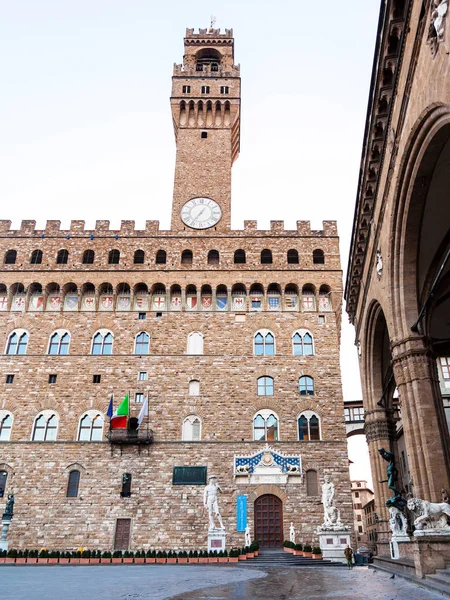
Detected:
[
  {"left": 426, "top": 571, "right": 450, "bottom": 588},
  {"left": 370, "top": 565, "right": 450, "bottom": 599},
  {"left": 432, "top": 569, "right": 450, "bottom": 582}
]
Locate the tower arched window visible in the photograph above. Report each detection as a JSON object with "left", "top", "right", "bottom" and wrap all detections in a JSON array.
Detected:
[
  {"left": 48, "top": 331, "right": 70, "bottom": 355},
  {"left": 6, "top": 330, "right": 29, "bottom": 355},
  {"left": 135, "top": 332, "right": 150, "bottom": 355},
  {"left": 56, "top": 249, "right": 69, "bottom": 265},
  {"left": 4, "top": 250, "right": 17, "bottom": 265},
  {"left": 78, "top": 412, "right": 104, "bottom": 441},
  {"left": 261, "top": 249, "right": 273, "bottom": 264},
  {"left": 134, "top": 249, "right": 145, "bottom": 264},
  {"left": 313, "top": 249, "right": 325, "bottom": 264},
  {"left": 187, "top": 332, "right": 203, "bottom": 355},
  {"left": 298, "top": 411, "right": 321, "bottom": 441},
  {"left": 253, "top": 410, "right": 279, "bottom": 441},
  {"left": 156, "top": 250, "right": 167, "bottom": 264},
  {"left": 0, "top": 413, "right": 13, "bottom": 441},
  {"left": 257, "top": 376, "right": 274, "bottom": 396},
  {"left": 299, "top": 376, "right": 314, "bottom": 395},
  {"left": 32, "top": 412, "right": 58, "bottom": 441},
  {"left": 108, "top": 249, "right": 120, "bottom": 265},
  {"left": 67, "top": 470, "right": 80, "bottom": 497},
  {"left": 82, "top": 250, "right": 95, "bottom": 264},
  {"left": 30, "top": 249, "right": 43, "bottom": 265},
  {"left": 234, "top": 249, "right": 246, "bottom": 264},
  {"left": 306, "top": 469, "right": 318, "bottom": 496},
  {"left": 208, "top": 250, "right": 220, "bottom": 265},
  {"left": 287, "top": 249, "right": 299, "bottom": 264},
  {"left": 292, "top": 330, "right": 315, "bottom": 356},
  {"left": 91, "top": 330, "right": 114, "bottom": 355},
  {"left": 182, "top": 415, "right": 202, "bottom": 441},
  {"left": 254, "top": 330, "right": 275, "bottom": 356},
  {"left": 181, "top": 250, "right": 193, "bottom": 265}
]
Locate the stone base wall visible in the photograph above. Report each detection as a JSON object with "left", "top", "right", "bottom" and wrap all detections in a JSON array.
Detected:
[{"left": 1, "top": 440, "right": 352, "bottom": 551}]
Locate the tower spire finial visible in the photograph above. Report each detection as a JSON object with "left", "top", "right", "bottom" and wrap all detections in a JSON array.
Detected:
[{"left": 210, "top": 15, "right": 216, "bottom": 31}]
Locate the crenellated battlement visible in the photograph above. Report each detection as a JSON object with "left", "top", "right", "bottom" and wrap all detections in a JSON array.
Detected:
[
  {"left": 185, "top": 28, "right": 233, "bottom": 39},
  {"left": 0, "top": 219, "right": 338, "bottom": 237}
]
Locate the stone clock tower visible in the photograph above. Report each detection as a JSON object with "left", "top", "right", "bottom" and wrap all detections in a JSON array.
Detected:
[{"left": 170, "top": 28, "right": 241, "bottom": 231}]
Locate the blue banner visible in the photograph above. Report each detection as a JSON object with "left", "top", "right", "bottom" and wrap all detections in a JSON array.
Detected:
[{"left": 236, "top": 495, "right": 247, "bottom": 532}]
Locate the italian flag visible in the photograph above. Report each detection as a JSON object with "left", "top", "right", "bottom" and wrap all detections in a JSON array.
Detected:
[{"left": 111, "top": 395, "right": 129, "bottom": 429}]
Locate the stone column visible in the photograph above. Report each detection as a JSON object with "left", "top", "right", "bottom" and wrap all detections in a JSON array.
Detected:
[
  {"left": 392, "top": 336, "right": 450, "bottom": 501},
  {"left": 364, "top": 408, "right": 392, "bottom": 553}
]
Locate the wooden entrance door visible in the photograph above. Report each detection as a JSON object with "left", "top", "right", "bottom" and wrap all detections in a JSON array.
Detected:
[
  {"left": 114, "top": 518, "right": 131, "bottom": 550},
  {"left": 254, "top": 494, "right": 283, "bottom": 548}
]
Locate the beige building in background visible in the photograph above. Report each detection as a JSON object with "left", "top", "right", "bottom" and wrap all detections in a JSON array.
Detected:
[
  {"left": 351, "top": 480, "right": 374, "bottom": 547},
  {"left": 0, "top": 27, "right": 353, "bottom": 552}
]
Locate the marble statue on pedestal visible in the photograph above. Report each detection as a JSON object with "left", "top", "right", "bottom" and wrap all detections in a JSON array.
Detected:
[
  {"left": 407, "top": 497, "right": 450, "bottom": 533},
  {"left": 203, "top": 475, "right": 224, "bottom": 531},
  {"left": 317, "top": 476, "right": 350, "bottom": 534},
  {"left": 290, "top": 522, "right": 295, "bottom": 544},
  {"left": 245, "top": 524, "right": 251, "bottom": 547},
  {"left": 389, "top": 506, "right": 408, "bottom": 537}
]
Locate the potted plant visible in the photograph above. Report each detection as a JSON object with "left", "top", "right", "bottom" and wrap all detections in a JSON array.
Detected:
[
  {"left": 283, "top": 540, "right": 290, "bottom": 553},
  {"left": 123, "top": 550, "right": 134, "bottom": 564},
  {"left": 78, "top": 549, "right": 89, "bottom": 564},
  {"left": 89, "top": 550, "right": 100, "bottom": 564},
  {"left": 245, "top": 545, "right": 254, "bottom": 559},
  {"left": 198, "top": 549, "right": 208, "bottom": 564},
  {"left": 47, "top": 550, "right": 59, "bottom": 564},
  {"left": 312, "top": 547, "right": 322, "bottom": 559},
  {"left": 238, "top": 547, "right": 247, "bottom": 561},
  {"left": 217, "top": 549, "right": 226, "bottom": 563},
  {"left": 208, "top": 550, "right": 218, "bottom": 563},
  {"left": 229, "top": 548, "right": 239, "bottom": 563},
  {"left": 15, "top": 549, "right": 26, "bottom": 564},
  {"left": 293, "top": 543, "right": 303, "bottom": 556},
  {"left": 250, "top": 540, "right": 260, "bottom": 556},
  {"left": 303, "top": 544, "right": 312, "bottom": 558},
  {"left": 146, "top": 549, "right": 156, "bottom": 563},
  {"left": 156, "top": 550, "right": 167, "bottom": 564},
  {"left": 112, "top": 550, "right": 123, "bottom": 564},
  {"left": 37, "top": 548, "right": 48, "bottom": 564},
  {"left": 166, "top": 550, "right": 176, "bottom": 564},
  {"left": 100, "top": 551, "right": 111, "bottom": 564},
  {"left": 134, "top": 550, "right": 145, "bottom": 564},
  {"left": 188, "top": 549, "right": 197, "bottom": 564}
]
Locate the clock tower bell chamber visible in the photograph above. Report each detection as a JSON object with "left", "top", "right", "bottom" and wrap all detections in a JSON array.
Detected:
[{"left": 170, "top": 28, "right": 241, "bottom": 232}]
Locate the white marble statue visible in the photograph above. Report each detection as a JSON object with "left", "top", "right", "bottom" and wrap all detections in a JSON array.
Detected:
[
  {"left": 407, "top": 497, "right": 450, "bottom": 531},
  {"left": 322, "top": 475, "right": 335, "bottom": 524},
  {"left": 389, "top": 506, "right": 408, "bottom": 537},
  {"left": 245, "top": 524, "right": 251, "bottom": 547},
  {"left": 289, "top": 522, "right": 296, "bottom": 544},
  {"left": 376, "top": 251, "right": 383, "bottom": 278},
  {"left": 432, "top": 0, "right": 448, "bottom": 42},
  {"left": 204, "top": 475, "right": 225, "bottom": 531}
]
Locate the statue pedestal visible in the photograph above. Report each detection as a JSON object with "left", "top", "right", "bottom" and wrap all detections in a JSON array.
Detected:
[
  {"left": 208, "top": 529, "right": 226, "bottom": 553},
  {"left": 390, "top": 535, "right": 409, "bottom": 559},
  {"left": 0, "top": 517, "right": 11, "bottom": 551},
  {"left": 318, "top": 529, "right": 351, "bottom": 563}
]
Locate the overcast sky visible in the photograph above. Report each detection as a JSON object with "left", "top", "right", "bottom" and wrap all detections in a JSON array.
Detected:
[{"left": 1, "top": 0, "right": 380, "bottom": 485}]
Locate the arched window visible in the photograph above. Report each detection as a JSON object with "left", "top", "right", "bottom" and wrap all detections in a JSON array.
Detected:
[
  {"left": 4, "top": 250, "right": 17, "bottom": 265},
  {"left": 257, "top": 376, "right": 274, "bottom": 396},
  {"left": 56, "top": 249, "right": 69, "bottom": 265},
  {"left": 78, "top": 412, "right": 104, "bottom": 441},
  {"left": 108, "top": 249, "right": 120, "bottom": 265},
  {"left": 156, "top": 250, "right": 167, "bottom": 264},
  {"left": 32, "top": 412, "right": 58, "bottom": 441},
  {"left": 91, "top": 330, "right": 114, "bottom": 355},
  {"left": 253, "top": 410, "right": 279, "bottom": 441},
  {"left": 67, "top": 470, "right": 80, "bottom": 497},
  {"left": 254, "top": 330, "right": 275, "bottom": 356},
  {"left": 0, "top": 470, "right": 7, "bottom": 497},
  {"left": 298, "top": 411, "right": 321, "bottom": 440},
  {"left": 187, "top": 332, "right": 204, "bottom": 355},
  {"left": 181, "top": 250, "right": 193, "bottom": 265},
  {"left": 292, "top": 330, "right": 315, "bottom": 356},
  {"left": 208, "top": 250, "right": 220, "bottom": 265},
  {"left": 234, "top": 249, "right": 246, "bottom": 264},
  {"left": 287, "top": 249, "right": 299, "bottom": 264},
  {"left": 299, "top": 376, "right": 314, "bottom": 395},
  {"left": 82, "top": 250, "right": 95, "bottom": 264},
  {"left": 30, "top": 249, "right": 43, "bottom": 265},
  {"left": 306, "top": 469, "right": 319, "bottom": 496},
  {"left": 135, "top": 332, "right": 150, "bottom": 354},
  {"left": 0, "top": 414, "right": 12, "bottom": 441},
  {"left": 313, "top": 249, "right": 325, "bottom": 264},
  {"left": 182, "top": 415, "right": 202, "bottom": 441},
  {"left": 261, "top": 249, "right": 273, "bottom": 264},
  {"left": 6, "top": 330, "right": 29, "bottom": 355},
  {"left": 134, "top": 249, "right": 145, "bottom": 264},
  {"left": 48, "top": 331, "right": 70, "bottom": 355},
  {"left": 189, "top": 380, "right": 200, "bottom": 396}
]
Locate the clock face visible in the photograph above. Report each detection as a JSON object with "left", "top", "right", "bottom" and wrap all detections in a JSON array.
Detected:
[{"left": 181, "top": 197, "right": 222, "bottom": 229}]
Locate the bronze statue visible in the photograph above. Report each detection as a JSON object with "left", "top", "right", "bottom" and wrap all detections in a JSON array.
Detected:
[
  {"left": 378, "top": 448, "right": 407, "bottom": 510},
  {"left": 4, "top": 493, "right": 14, "bottom": 518}
]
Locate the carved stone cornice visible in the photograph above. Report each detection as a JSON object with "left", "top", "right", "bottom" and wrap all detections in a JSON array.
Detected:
[
  {"left": 345, "top": 0, "right": 411, "bottom": 321},
  {"left": 364, "top": 407, "right": 391, "bottom": 442}
]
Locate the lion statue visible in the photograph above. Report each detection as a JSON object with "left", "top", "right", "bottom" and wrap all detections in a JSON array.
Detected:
[
  {"left": 407, "top": 497, "right": 450, "bottom": 530},
  {"left": 287, "top": 464, "right": 300, "bottom": 473},
  {"left": 236, "top": 464, "right": 249, "bottom": 474}
]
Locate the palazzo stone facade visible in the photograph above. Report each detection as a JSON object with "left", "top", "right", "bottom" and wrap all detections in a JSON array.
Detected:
[{"left": 0, "top": 28, "right": 352, "bottom": 552}]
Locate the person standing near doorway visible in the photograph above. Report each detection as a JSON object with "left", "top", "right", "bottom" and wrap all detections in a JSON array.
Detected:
[{"left": 344, "top": 545, "right": 353, "bottom": 569}]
